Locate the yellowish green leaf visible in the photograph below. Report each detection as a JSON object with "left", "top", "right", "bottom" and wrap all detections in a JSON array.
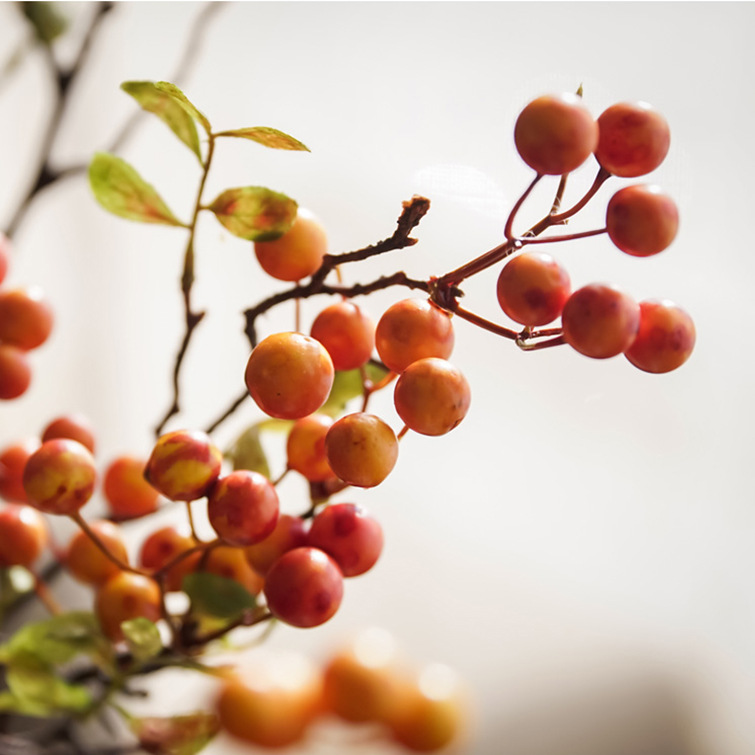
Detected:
[
  {"left": 215, "top": 127, "right": 309, "bottom": 151},
  {"left": 208, "top": 186, "right": 297, "bottom": 241},
  {"left": 154, "top": 81, "right": 212, "bottom": 135}
]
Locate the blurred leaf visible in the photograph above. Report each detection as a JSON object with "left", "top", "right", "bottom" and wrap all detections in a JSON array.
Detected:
[
  {"left": 121, "top": 617, "right": 162, "bottom": 663},
  {"left": 89, "top": 153, "right": 185, "bottom": 226},
  {"left": 225, "top": 423, "right": 271, "bottom": 478},
  {"left": 182, "top": 572, "right": 256, "bottom": 620},
  {"left": 215, "top": 127, "right": 309, "bottom": 151},
  {"left": 319, "top": 363, "right": 390, "bottom": 417},
  {"left": 21, "top": 2, "right": 68, "bottom": 43},
  {"left": 121, "top": 81, "right": 202, "bottom": 162},
  {"left": 0, "top": 611, "right": 110, "bottom": 667},
  {"left": 153, "top": 81, "right": 211, "bottom": 135},
  {"left": 129, "top": 711, "right": 220, "bottom": 755},
  {"left": 208, "top": 187, "right": 297, "bottom": 241},
  {"left": 3, "top": 660, "right": 92, "bottom": 716}
]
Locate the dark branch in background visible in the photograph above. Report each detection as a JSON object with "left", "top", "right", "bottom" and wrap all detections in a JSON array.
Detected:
[
  {"left": 204, "top": 196, "right": 431, "bottom": 434},
  {"left": 2, "top": 1, "right": 226, "bottom": 240}
]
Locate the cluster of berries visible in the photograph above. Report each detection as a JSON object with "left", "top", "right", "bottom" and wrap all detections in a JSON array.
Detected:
[
  {"left": 0, "top": 234, "right": 55, "bottom": 399},
  {"left": 499, "top": 94, "right": 695, "bottom": 371},
  {"left": 217, "top": 628, "right": 466, "bottom": 752}
]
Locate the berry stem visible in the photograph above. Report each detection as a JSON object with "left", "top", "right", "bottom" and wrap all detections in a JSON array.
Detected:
[
  {"left": 31, "top": 569, "right": 62, "bottom": 615},
  {"left": 504, "top": 173, "right": 543, "bottom": 240}
]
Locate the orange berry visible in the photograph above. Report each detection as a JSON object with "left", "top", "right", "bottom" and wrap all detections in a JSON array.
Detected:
[
  {"left": 0, "top": 344, "right": 31, "bottom": 400},
  {"left": 66, "top": 520, "right": 129, "bottom": 586},
  {"left": 0, "top": 504, "right": 48, "bottom": 568},
  {"left": 95, "top": 571, "right": 162, "bottom": 642},
  {"left": 310, "top": 300, "right": 375, "bottom": 370},
  {"left": 103, "top": 455, "right": 160, "bottom": 520},
  {"left": 41, "top": 413, "right": 96, "bottom": 454},
  {"left": 0, "top": 439, "right": 38, "bottom": 503},
  {"left": 286, "top": 414, "right": 336, "bottom": 482},
  {"left": 0, "top": 286, "right": 53, "bottom": 350}
]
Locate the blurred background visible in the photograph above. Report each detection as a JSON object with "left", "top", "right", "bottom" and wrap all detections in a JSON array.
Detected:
[{"left": 0, "top": 2, "right": 753, "bottom": 754}]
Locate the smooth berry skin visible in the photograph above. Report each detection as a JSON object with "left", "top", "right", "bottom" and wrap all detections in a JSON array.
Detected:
[
  {"left": 41, "top": 414, "right": 96, "bottom": 454},
  {"left": 103, "top": 455, "right": 160, "bottom": 520},
  {"left": 207, "top": 470, "right": 280, "bottom": 547},
  {"left": 514, "top": 93, "right": 598, "bottom": 176},
  {"left": 310, "top": 300, "right": 375, "bottom": 371},
  {"left": 22, "top": 439, "right": 96, "bottom": 515},
  {"left": 625, "top": 300, "right": 696, "bottom": 374},
  {"left": 496, "top": 252, "right": 571, "bottom": 326},
  {"left": 253, "top": 210, "right": 328, "bottom": 282},
  {"left": 562, "top": 283, "right": 640, "bottom": 359},
  {"left": 66, "top": 520, "right": 129, "bottom": 586},
  {"left": 144, "top": 429, "right": 222, "bottom": 502},
  {"left": 606, "top": 184, "right": 679, "bottom": 257},
  {"left": 308, "top": 503, "right": 383, "bottom": 577},
  {"left": 286, "top": 414, "right": 336, "bottom": 482},
  {"left": 595, "top": 102, "right": 670, "bottom": 177},
  {"left": 0, "top": 439, "right": 38, "bottom": 503},
  {"left": 244, "top": 513, "right": 308, "bottom": 576},
  {"left": 217, "top": 652, "right": 323, "bottom": 749},
  {"left": 0, "top": 286, "right": 54, "bottom": 350},
  {"left": 0, "top": 345, "right": 31, "bottom": 400},
  {"left": 95, "top": 571, "right": 162, "bottom": 642},
  {"left": 394, "top": 358, "right": 471, "bottom": 437},
  {"left": 0, "top": 504, "right": 48, "bottom": 568},
  {"left": 375, "top": 299, "right": 454, "bottom": 374},
  {"left": 139, "top": 525, "right": 200, "bottom": 592},
  {"left": 245, "top": 332, "right": 334, "bottom": 420},
  {"left": 322, "top": 628, "right": 405, "bottom": 724},
  {"left": 263, "top": 546, "right": 344, "bottom": 628},
  {"left": 325, "top": 412, "right": 398, "bottom": 488}
]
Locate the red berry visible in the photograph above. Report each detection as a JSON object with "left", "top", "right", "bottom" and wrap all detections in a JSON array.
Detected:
[
  {"left": 308, "top": 503, "right": 383, "bottom": 577},
  {"left": 496, "top": 252, "right": 571, "bottom": 326},
  {"left": 207, "top": 470, "right": 280, "bottom": 547},
  {"left": 22, "top": 439, "right": 97, "bottom": 515},
  {"left": 0, "top": 439, "right": 38, "bottom": 503},
  {"left": 41, "top": 414, "right": 96, "bottom": 454},
  {"left": 0, "top": 504, "right": 48, "bottom": 568},
  {"left": 606, "top": 184, "right": 679, "bottom": 257},
  {"left": 0, "top": 286, "right": 53, "bottom": 350},
  {"left": 561, "top": 283, "right": 640, "bottom": 359},
  {"left": 139, "top": 525, "right": 200, "bottom": 592},
  {"left": 245, "top": 332, "right": 334, "bottom": 420},
  {"left": 595, "top": 102, "right": 670, "bottom": 177},
  {"left": 310, "top": 300, "right": 375, "bottom": 371},
  {"left": 0, "top": 344, "right": 31, "bottom": 400},
  {"left": 263, "top": 546, "right": 344, "bottom": 627},
  {"left": 624, "top": 300, "right": 696, "bottom": 374},
  {"left": 0, "top": 233, "right": 9, "bottom": 285},
  {"left": 514, "top": 93, "right": 598, "bottom": 175},
  {"left": 244, "top": 513, "right": 309, "bottom": 577},
  {"left": 144, "top": 429, "right": 222, "bottom": 502}
]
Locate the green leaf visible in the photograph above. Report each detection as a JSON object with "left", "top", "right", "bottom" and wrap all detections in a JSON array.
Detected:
[
  {"left": 129, "top": 711, "right": 220, "bottom": 755},
  {"left": 121, "top": 81, "right": 202, "bottom": 162},
  {"left": 0, "top": 611, "right": 109, "bottom": 667},
  {"left": 89, "top": 153, "right": 185, "bottom": 226},
  {"left": 208, "top": 187, "right": 297, "bottom": 241},
  {"left": 182, "top": 572, "right": 256, "bottom": 620},
  {"left": 153, "top": 81, "right": 212, "bottom": 136},
  {"left": 319, "top": 363, "right": 390, "bottom": 417},
  {"left": 121, "top": 617, "right": 162, "bottom": 663},
  {"left": 3, "top": 660, "right": 92, "bottom": 716},
  {"left": 21, "top": 2, "right": 68, "bottom": 43},
  {"left": 215, "top": 127, "right": 310, "bottom": 151},
  {"left": 225, "top": 423, "right": 272, "bottom": 478}
]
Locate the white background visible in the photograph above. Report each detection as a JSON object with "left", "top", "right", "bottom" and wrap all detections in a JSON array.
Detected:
[{"left": 0, "top": 3, "right": 753, "bottom": 754}]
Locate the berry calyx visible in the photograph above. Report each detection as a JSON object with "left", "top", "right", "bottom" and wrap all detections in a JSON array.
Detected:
[
  {"left": 514, "top": 93, "right": 598, "bottom": 176},
  {"left": 22, "top": 438, "right": 97, "bottom": 515},
  {"left": 606, "top": 184, "right": 679, "bottom": 257},
  {"left": 595, "top": 101, "right": 670, "bottom": 177},
  {"left": 245, "top": 332, "right": 334, "bottom": 420}
]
